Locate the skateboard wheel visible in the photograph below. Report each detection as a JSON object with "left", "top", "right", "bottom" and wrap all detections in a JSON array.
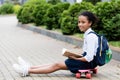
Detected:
[
  {"left": 76, "top": 73, "right": 81, "bottom": 78},
  {"left": 86, "top": 73, "right": 91, "bottom": 79},
  {"left": 93, "top": 68, "right": 97, "bottom": 74}
]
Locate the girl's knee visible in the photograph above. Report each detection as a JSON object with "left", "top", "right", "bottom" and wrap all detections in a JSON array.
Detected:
[
  {"left": 53, "top": 62, "right": 61, "bottom": 68},
  {"left": 53, "top": 62, "right": 67, "bottom": 70}
]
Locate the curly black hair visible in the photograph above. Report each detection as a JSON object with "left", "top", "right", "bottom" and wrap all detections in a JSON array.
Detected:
[{"left": 79, "top": 11, "right": 99, "bottom": 27}]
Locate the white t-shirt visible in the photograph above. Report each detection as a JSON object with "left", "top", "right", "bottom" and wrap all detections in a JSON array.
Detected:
[{"left": 83, "top": 28, "right": 98, "bottom": 62}]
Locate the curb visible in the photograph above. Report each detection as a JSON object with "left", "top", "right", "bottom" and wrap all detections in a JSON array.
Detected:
[{"left": 17, "top": 23, "right": 120, "bottom": 61}]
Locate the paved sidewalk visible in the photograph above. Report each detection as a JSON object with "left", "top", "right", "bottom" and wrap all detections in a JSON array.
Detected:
[{"left": 0, "top": 16, "right": 120, "bottom": 80}]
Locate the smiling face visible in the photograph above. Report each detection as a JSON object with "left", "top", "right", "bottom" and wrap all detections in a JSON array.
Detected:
[{"left": 78, "top": 15, "right": 92, "bottom": 32}]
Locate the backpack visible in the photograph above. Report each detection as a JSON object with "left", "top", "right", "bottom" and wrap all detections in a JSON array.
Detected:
[{"left": 88, "top": 31, "right": 112, "bottom": 66}]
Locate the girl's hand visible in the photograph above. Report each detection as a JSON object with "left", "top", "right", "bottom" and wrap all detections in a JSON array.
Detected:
[
  {"left": 69, "top": 56, "right": 77, "bottom": 60},
  {"left": 69, "top": 56, "right": 87, "bottom": 62}
]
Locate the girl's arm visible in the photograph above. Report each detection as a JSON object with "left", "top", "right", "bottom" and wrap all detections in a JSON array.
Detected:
[{"left": 69, "top": 56, "right": 87, "bottom": 62}]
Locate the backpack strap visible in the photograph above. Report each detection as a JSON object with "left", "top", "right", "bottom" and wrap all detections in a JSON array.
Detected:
[{"left": 88, "top": 31, "right": 98, "bottom": 36}]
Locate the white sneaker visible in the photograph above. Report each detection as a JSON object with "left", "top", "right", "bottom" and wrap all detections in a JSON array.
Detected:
[
  {"left": 13, "top": 64, "right": 22, "bottom": 74},
  {"left": 18, "top": 56, "right": 31, "bottom": 68},
  {"left": 13, "top": 63, "right": 29, "bottom": 77}
]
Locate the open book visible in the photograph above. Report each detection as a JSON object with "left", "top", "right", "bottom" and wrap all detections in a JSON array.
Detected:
[{"left": 62, "top": 48, "right": 83, "bottom": 58}]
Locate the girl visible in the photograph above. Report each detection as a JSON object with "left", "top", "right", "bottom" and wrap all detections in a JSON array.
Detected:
[{"left": 13, "top": 11, "right": 99, "bottom": 76}]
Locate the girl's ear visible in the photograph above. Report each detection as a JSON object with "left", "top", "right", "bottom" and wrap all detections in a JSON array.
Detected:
[{"left": 89, "top": 21, "right": 92, "bottom": 27}]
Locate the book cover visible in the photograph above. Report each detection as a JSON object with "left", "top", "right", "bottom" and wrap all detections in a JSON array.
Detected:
[{"left": 62, "top": 48, "right": 83, "bottom": 58}]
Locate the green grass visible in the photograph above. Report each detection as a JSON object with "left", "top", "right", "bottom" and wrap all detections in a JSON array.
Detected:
[
  {"left": 52, "top": 29, "right": 62, "bottom": 33},
  {"left": 40, "top": 25, "right": 47, "bottom": 29},
  {"left": 74, "top": 33, "right": 84, "bottom": 39},
  {"left": 109, "top": 41, "right": 120, "bottom": 48}
]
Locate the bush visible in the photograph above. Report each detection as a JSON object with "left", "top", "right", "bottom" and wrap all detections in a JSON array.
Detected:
[
  {"left": 94, "top": 1, "right": 120, "bottom": 40},
  {"left": 13, "top": 5, "right": 21, "bottom": 14},
  {"left": 61, "top": 2, "right": 94, "bottom": 34},
  {"left": 61, "top": 16, "right": 78, "bottom": 35},
  {"left": 45, "top": 2, "right": 70, "bottom": 30},
  {"left": 32, "top": 3, "right": 51, "bottom": 26},
  {"left": 106, "top": 14, "right": 120, "bottom": 40},
  {"left": 17, "top": 5, "right": 35, "bottom": 24},
  {"left": 111, "top": 0, "right": 120, "bottom": 2},
  {"left": 17, "top": 0, "right": 44, "bottom": 24},
  {"left": 83, "top": 0, "right": 101, "bottom": 5},
  {"left": 47, "top": 0, "right": 61, "bottom": 5},
  {"left": 0, "top": 3, "right": 14, "bottom": 14}
]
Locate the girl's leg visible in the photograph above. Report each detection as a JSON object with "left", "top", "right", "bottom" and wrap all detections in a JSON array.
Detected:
[
  {"left": 28, "top": 62, "right": 68, "bottom": 74},
  {"left": 30, "top": 64, "right": 52, "bottom": 69}
]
